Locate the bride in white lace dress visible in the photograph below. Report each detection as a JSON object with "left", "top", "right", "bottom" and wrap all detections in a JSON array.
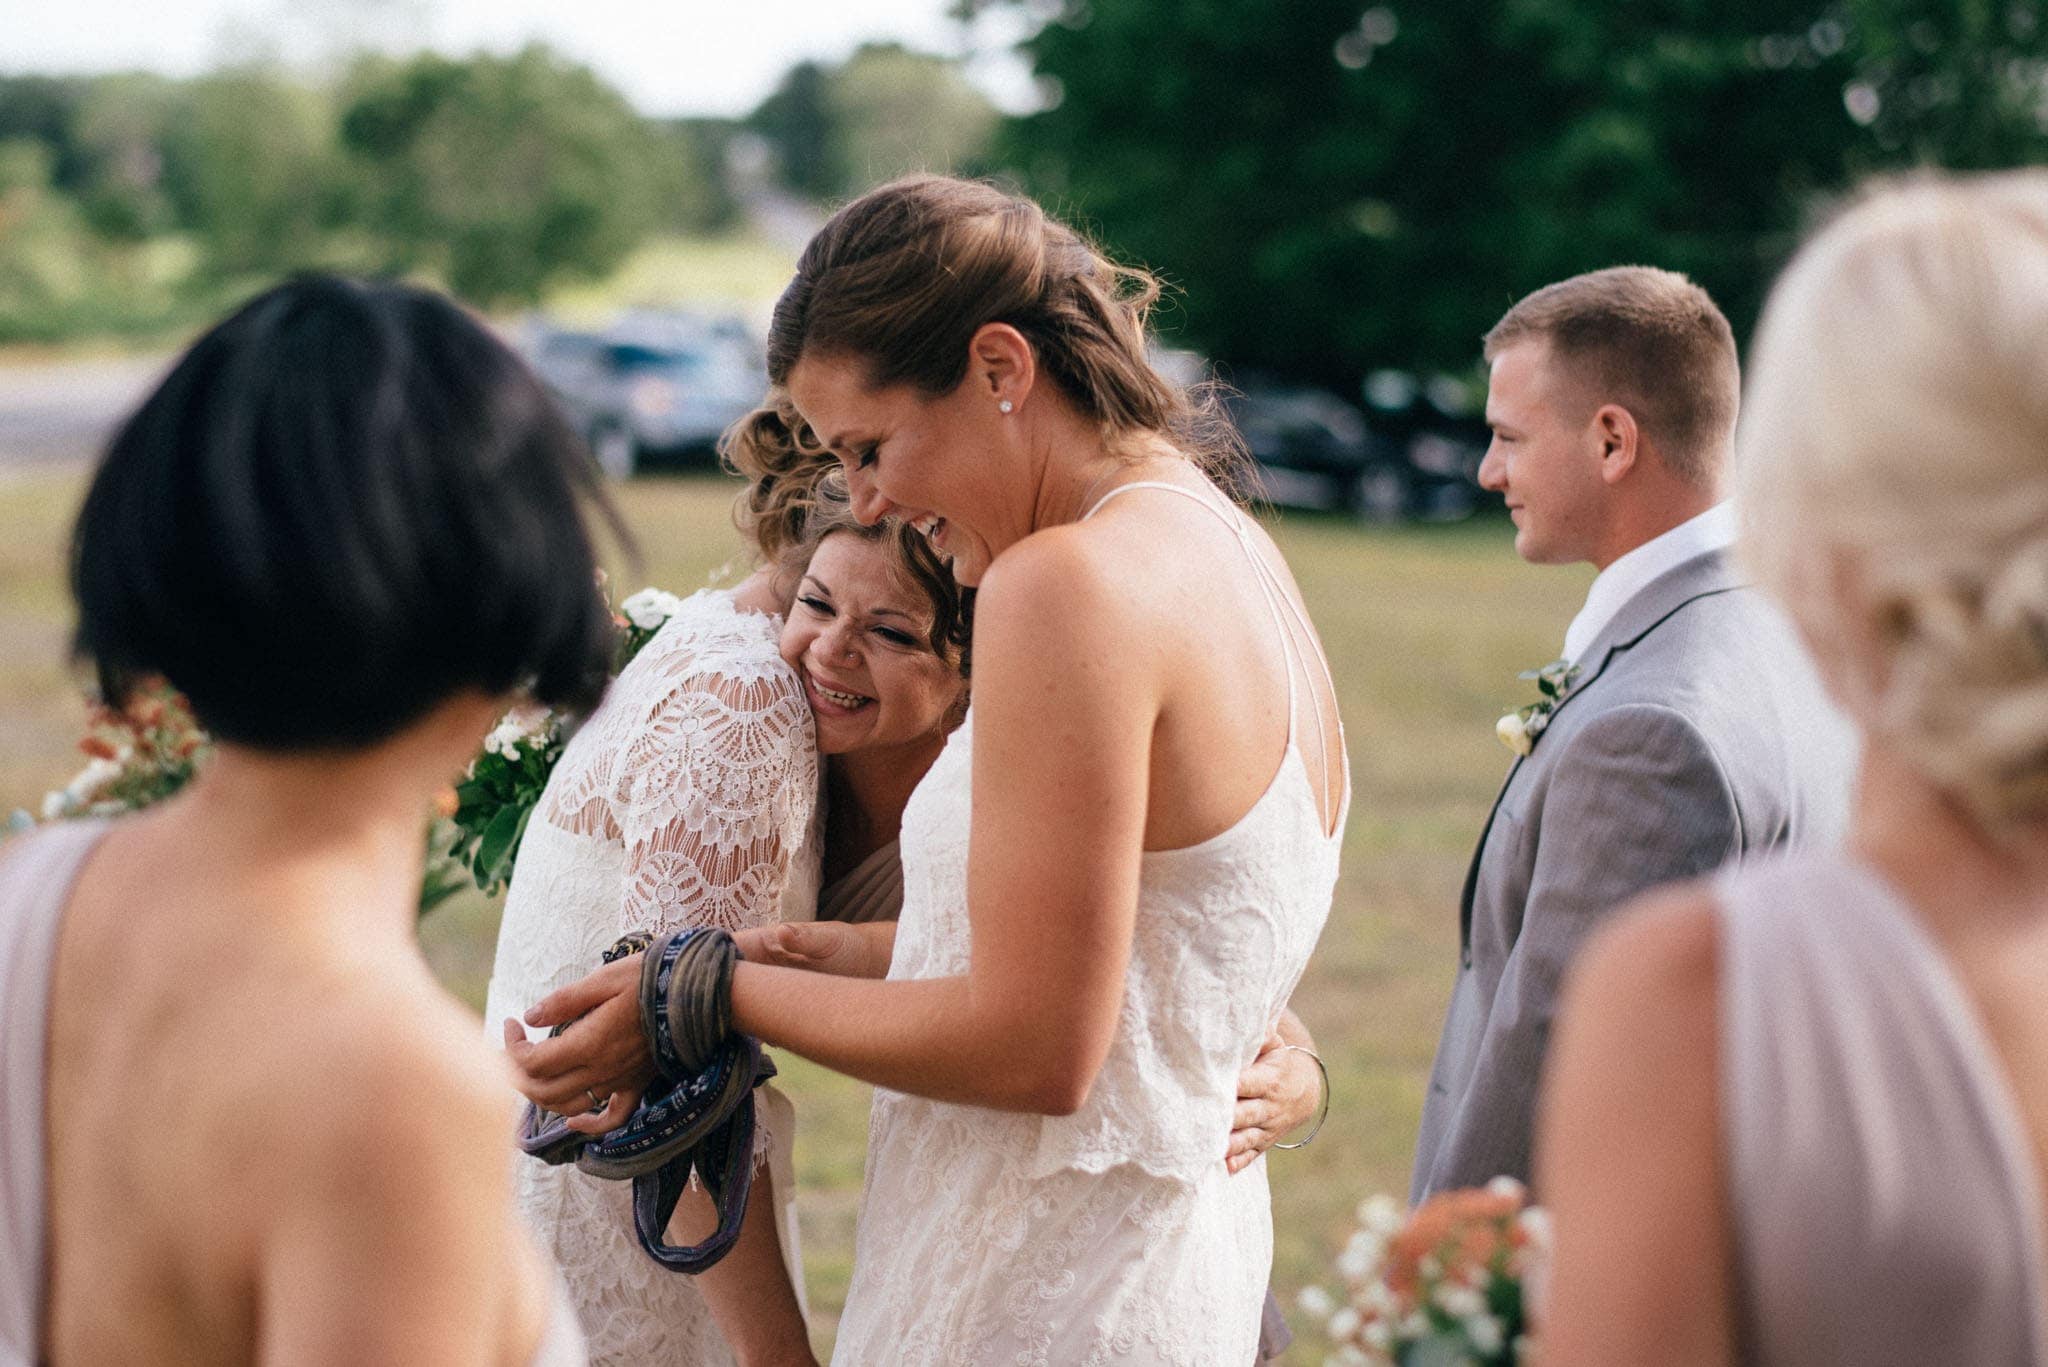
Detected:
[
  {"left": 689, "top": 176, "right": 1351, "bottom": 1364},
  {"left": 484, "top": 409, "right": 972, "bottom": 1367}
]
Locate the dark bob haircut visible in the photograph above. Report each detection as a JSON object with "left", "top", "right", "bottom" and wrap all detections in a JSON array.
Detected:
[{"left": 70, "top": 275, "right": 623, "bottom": 749}]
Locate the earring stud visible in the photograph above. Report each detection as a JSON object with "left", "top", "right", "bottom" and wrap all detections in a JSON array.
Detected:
[{"left": 998, "top": 399, "right": 1014, "bottom": 414}]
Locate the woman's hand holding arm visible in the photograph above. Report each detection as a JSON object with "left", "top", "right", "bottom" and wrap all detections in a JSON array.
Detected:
[{"left": 503, "top": 955, "right": 652, "bottom": 1134}]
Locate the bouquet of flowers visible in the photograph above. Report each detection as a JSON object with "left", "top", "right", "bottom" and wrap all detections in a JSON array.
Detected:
[
  {"left": 13, "top": 581, "right": 690, "bottom": 911},
  {"left": 11, "top": 684, "right": 211, "bottom": 833},
  {"left": 1300, "top": 1178, "right": 1549, "bottom": 1366},
  {"left": 437, "top": 585, "right": 685, "bottom": 896}
]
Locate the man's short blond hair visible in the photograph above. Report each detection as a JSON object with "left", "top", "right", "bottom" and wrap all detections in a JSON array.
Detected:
[{"left": 1483, "top": 265, "right": 1738, "bottom": 485}]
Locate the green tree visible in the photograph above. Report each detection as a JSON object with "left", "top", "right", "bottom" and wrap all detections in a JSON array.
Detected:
[
  {"left": 339, "top": 45, "right": 663, "bottom": 306},
  {"left": 970, "top": 0, "right": 2048, "bottom": 385},
  {"left": 157, "top": 69, "right": 341, "bottom": 275},
  {"left": 749, "top": 61, "right": 845, "bottom": 199},
  {"left": 0, "top": 76, "right": 93, "bottom": 193},
  {"left": 748, "top": 44, "right": 999, "bottom": 200},
  {"left": 660, "top": 119, "right": 744, "bottom": 232},
  {"left": 835, "top": 43, "right": 1001, "bottom": 190},
  {"left": 0, "top": 140, "right": 92, "bottom": 332}
]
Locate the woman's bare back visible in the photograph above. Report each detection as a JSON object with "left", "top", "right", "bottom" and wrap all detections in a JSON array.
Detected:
[{"left": 41, "top": 810, "right": 552, "bottom": 1366}]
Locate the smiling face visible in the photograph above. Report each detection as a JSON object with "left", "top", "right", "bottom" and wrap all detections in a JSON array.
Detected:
[
  {"left": 1478, "top": 338, "right": 1610, "bottom": 566},
  {"left": 785, "top": 351, "right": 1024, "bottom": 587},
  {"left": 777, "top": 530, "right": 967, "bottom": 757}
]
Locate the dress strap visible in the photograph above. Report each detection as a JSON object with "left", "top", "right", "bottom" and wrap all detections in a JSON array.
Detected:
[{"left": 1079, "top": 480, "right": 1348, "bottom": 831}]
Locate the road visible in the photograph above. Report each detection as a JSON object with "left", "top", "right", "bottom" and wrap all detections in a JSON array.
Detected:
[{"left": 0, "top": 354, "right": 172, "bottom": 472}]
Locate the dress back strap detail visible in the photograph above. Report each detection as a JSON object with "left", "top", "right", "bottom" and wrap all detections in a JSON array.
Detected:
[{"left": 1080, "top": 480, "right": 1347, "bottom": 833}]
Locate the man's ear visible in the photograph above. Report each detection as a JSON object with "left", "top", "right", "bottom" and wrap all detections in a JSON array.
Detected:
[
  {"left": 966, "top": 322, "right": 1036, "bottom": 411},
  {"left": 1592, "top": 404, "right": 1640, "bottom": 486}
]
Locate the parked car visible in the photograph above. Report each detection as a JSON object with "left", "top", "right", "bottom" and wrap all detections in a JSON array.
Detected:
[
  {"left": 1226, "top": 381, "right": 1480, "bottom": 523},
  {"left": 1360, "top": 370, "right": 1492, "bottom": 521},
  {"left": 527, "top": 311, "right": 767, "bottom": 478}
]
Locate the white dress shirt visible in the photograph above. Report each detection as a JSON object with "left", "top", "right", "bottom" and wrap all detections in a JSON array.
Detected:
[{"left": 1562, "top": 502, "right": 1737, "bottom": 664}]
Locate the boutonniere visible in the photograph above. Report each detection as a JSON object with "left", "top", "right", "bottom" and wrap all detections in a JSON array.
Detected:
[{"left": 1496, "top": 659, "right": 1581, "bottom": 756}]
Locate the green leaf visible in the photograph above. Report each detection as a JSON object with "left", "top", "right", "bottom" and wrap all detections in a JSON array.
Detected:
[{"left": 474, "top": 803, "right": 524, "bottom": 886}]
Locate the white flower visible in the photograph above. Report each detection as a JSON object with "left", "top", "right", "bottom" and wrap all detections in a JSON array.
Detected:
[
  {"left": 1396, "top": 1310, "right": 1432, "bottom": 1340},
  {"left": 72, "top": 756, "right": 124, "bottom": 799},
  {"left": 1465, "top": 1312, "right": 1505, "bottom": 1354},
  {"left": 1485, "top": 1175, "right": 1527, "bottom": 1202},
  {"left": 1328, "top": 1306, "right": 1363, "bottom": 1341},
  {"left": 483, "top": 704, "right": 555, "bottom": 764},
  {"left": 1298, "top": 1285, "right": 1338, "bottom": 1319},
  {"left": 1495, "top": 711, "right": 1533, "bottom": 756},
  {"left": 1516, "top": 1205, "right": 1553, "bottom": 1253},
  {"left": 1336, "top": 1239, "right": 1377, "bottom": 1280},
  {"left": 1434, "top": 1283, "right": 1487, "bottom": 1319},
  {"left": 1330, "top": 1347, "right": 1372, "bottom": 1367},
  {"left": 621, "top": 587, "right": 683, "bottom": 630},
  {"left": 1363, "top": 1319, "right": 1393, "bottom": 1350},
  {"left": 1357, "top": 1193, "right": 1406, "bottom": 1237},
  {"left": 41, "top": 790, "right": 69, "bottom": 820}
]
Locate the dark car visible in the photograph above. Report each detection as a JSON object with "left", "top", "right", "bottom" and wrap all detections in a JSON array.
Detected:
[
  {"left": 1359, "top": 370, "right": 1492, "bottom": 521},
  {"left": 1227, "top": 382, "right": 1480, "bottom": 523},
  {"left": 528, "top": 312, "right": 767, "bottom": 479}
]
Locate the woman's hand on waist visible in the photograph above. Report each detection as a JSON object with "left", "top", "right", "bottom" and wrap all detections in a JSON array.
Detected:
[{"left": 1225, "top": 1016, "right": 1323, "bottom": 1174}]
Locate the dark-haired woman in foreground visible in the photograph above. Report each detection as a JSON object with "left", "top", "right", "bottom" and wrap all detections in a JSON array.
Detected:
[{"left": 0, "top": 277, "right": 608, "bottom": 1365}]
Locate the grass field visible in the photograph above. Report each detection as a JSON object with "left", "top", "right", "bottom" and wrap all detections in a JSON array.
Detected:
[{"left": 0, "top": 468, "right": 1589, "bottom": 1361}]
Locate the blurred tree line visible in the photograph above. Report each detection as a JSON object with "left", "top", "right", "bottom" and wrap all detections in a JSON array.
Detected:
[
  {"left": 967, "top": 0, "right": 2048, "bottom": 388},
  {"left": 11, "top": 4, "right": 2044, "bottom": 383},
  {"left": 0, "top": 40, "right": 995, "bottom": 344}
]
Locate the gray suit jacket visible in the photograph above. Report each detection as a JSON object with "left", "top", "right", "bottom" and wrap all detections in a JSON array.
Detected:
[{"left": 1409, "top": 548, "right": 1856, "bottom": 1201}]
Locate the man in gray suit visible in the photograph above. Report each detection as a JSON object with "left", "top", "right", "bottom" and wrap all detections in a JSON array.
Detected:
[{"left": 1409, "top": 266, "right": 1856, "bottom": 1201}]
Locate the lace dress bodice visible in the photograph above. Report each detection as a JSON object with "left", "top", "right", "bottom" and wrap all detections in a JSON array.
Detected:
[
  {"left": 485, "top": 588, "right": 821, "bottom": 1366},
  {"left": 831, "top": 484, "right": 1346, "bottom": 1366}
]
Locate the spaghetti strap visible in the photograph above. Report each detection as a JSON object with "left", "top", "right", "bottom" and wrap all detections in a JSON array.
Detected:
[{"left": 1081, "top": 479, "right": 1349, "bottom": 832}]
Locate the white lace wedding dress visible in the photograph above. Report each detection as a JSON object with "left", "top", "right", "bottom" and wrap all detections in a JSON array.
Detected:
[
  {"left": 831, "top": 483, "right": 1347, "bottom": 1366},
  {"left": 484, "top": 587, "right": 822, "bottom": 1366}
]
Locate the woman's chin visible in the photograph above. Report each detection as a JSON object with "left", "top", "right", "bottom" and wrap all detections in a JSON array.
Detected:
[{"left": 814, "top": 717, "right": 872, "bottom": 756}]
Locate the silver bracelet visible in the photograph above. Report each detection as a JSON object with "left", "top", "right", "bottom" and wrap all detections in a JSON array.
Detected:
[{"left": 1269, "top": 1044, "right": 1330, "bottom": 1150}]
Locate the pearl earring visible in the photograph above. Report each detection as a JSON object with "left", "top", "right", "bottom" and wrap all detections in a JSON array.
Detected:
[{"left": 998, "top": 399, "right": 1014, "bottom": 414}]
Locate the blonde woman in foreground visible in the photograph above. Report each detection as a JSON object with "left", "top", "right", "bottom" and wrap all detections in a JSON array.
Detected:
[{"left": 1539, "top": 173, "right": 2048, "bottom": 1364}]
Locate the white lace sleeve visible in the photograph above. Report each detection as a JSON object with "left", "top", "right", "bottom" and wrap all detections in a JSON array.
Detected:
[
  {"left": 614, "top": 662, "right": 817, "bottom": 935},
  {"left": 540, "top": 590, "right": 820, "bottom": 937}
]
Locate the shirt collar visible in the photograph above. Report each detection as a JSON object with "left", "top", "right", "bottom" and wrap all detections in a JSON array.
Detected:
[{"left": 1563, "top": 502, "right": 1737, "bottom": 664}]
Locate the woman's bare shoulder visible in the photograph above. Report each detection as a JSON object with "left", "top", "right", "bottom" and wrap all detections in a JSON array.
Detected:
[{"left": 229, "top": 964, "right": 519, "bottom": 1195}]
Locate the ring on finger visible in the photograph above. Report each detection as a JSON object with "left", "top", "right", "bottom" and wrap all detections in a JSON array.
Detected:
[{"left": 586, "top": 1088, "right": 606, "bottom": 1112}]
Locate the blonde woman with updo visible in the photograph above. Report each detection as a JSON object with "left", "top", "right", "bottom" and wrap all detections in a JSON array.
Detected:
[
  {"left": 1538, "top": 173, "right": 2048, "bottom": 1364},
  {"left": 613, "top": 175, "right": 1349, "bottom": 1362}
]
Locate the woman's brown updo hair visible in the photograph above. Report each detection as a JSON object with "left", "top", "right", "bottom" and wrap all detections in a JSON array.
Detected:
[
  {"left": 719, "top": 394, "right": 840, "bottom": 566},
  {"left": 721, "top": 392, "right": 972, "bottom": 678},
  {"left": 766, "top": 174, "right": 1248, "bottom": 494}
]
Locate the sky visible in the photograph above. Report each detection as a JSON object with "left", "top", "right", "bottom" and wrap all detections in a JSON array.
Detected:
[{"left": 0, "top": 0, "right": 1042, "bottom": 116}]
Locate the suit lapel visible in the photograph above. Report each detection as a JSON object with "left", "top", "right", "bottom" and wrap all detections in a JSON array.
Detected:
[{"left": 1455, "top": 549, "right": 1746, "bottom": 950}]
